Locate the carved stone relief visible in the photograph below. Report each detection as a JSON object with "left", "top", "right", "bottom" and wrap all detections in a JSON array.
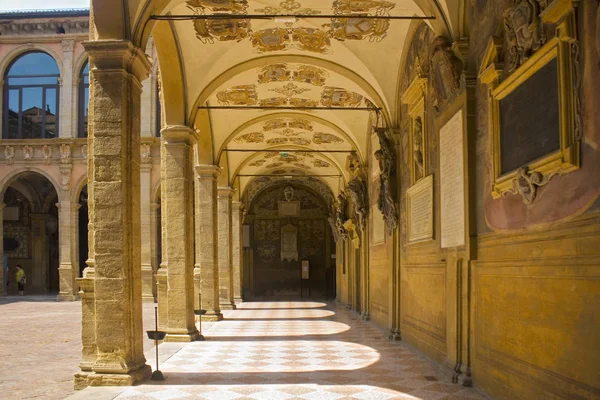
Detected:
[
  {"left": 59, "top": 144, "right": 70, "bottom": 164},
  {"left": 503, "top": 0, "right": 546, "bottom": 73},
  {"left": 141, "top": 143, "right": 152, "bottom": 163},
  {"left": 23, "top": 146, "right": 33, "bottom": 161},
  {"left": 4, "top": 146, "right": 14, "bottom": 165},
  {"left": 42, "top": 145, "right": 52, "bottom": 164},
  {"left": 374, "top": 128, "right": 398, "bottom": 231},
  {"left": 509, "top": 166, "right": 555, "bottom": 205},
  {"left": 430, "top": 36, "right": 463, "bottom": 111}
]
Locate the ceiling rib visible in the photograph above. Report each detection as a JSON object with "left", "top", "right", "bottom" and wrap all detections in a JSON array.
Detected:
[{"left": 150, "top": 14, "right": 436, "bottom": 21}]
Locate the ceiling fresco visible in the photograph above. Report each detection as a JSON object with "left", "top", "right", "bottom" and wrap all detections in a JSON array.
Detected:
[{"left": 186, "top": 0, "right": 396, "bottom": 53}]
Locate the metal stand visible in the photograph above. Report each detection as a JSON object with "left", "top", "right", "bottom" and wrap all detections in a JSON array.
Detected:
[{"left": 146, "top": 306, "right": 166, "bottom": 381}]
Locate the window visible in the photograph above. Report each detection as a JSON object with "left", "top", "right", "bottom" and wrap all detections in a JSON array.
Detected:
[
  {"left": 78, "top": 61, "right": 89, "bottom": 138},
  {"left": 2, "top": 52, "right": 60, "bottom": 139}
]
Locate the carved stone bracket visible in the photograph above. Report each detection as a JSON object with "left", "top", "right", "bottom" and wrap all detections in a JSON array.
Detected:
[
  {"left": 508, "top": 166, "right": 555, "bottom": 205},
  {"left": 503, "top": 0, "right": 547, "bottom": 73},
  {"left": 374, "top": 127, "right": 398, "bottom": 231}
]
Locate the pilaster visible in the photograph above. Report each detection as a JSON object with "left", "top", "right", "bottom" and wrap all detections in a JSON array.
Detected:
[
  {"left": 159, "top": 126, "right": 199, "bottom": 342},
  {"left": 140, "top": 163, "right": 154, "bottom": 302},
  {"left": 57, "top": 201, "right": 79, "bottom": 301},
  {"left": 231, "top": 201, "right": 244, "bottom": 304},
  {"left": 59, "top": 39, "right": 75, "bottom": 138},
  {"left": 0, "top": 203, "right": 5, "bottom": 295},
  {"left": 76, "top": 39, "right": 152, "bottom": 388},
  {"left": 195, "top": 165, "right": 223, "bottom": 321},
  {"left": 217, "top": 186, "right": 235, "bottom": 310}
]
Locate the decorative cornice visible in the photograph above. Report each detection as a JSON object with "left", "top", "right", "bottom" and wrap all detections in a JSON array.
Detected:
[{"left": 0, "top": 17, "right": 89, "bottom": 36}]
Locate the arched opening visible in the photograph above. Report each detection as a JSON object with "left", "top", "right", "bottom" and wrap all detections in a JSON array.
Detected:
[
  {"left": 2, "top": 52, "right": 60, "bottom": 139},
  {"left": 2, "top": 172, "right": 60, "bottom": 294},
  {"left": 77, "top": 185, "right": 88, "bottom": 276},
  {"left": 244, "top": 182, "right": 335, "bottom": 299}
]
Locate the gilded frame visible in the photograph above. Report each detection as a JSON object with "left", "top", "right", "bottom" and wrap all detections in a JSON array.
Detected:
[{"left": 481, "top": 7, "right": 580, "bottom": 199}]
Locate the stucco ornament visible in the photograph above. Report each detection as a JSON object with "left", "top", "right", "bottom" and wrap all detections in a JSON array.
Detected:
[
  {"left": 59, "top": 144, "right": 70, "bottom": 164},
  {"left": 346, "top": 176, "right": 368, "bottom": 231},
  {"left": 42, "top": 145, "right": 52, "bottom": 164},
  {"left": 334, "top": 192, "right": 349, "bottom": 241},
  {"left": 413, "top": 117, "right": 424, "bottom": 181},
  {"left": 141, "top": 143, "right": 152, "bottom": 163},
  {"left": 23, "top": 145, "right": 34, "bottom": 161},
  {"left": 4, "top": 146, "right": 15, "bottom": 165},
  {"left": 81, "top": 144, "right": 88, "bottom": 159},
  {"left": 283, "top": 185, "right": 295, "bottom": 202},
  {"left": 509, "top": 166, "right": 554, "bottom": 205},
  {"left": 503, "top": 0, "right": 546, "bottom": 73},
  {"left": 374, "top": 127, "right": 398, "bottom": 231},
  {"left": 60, "top": 167, "right": 71, "bottom": 191},
  {"left": 430, "top": 36, "right": 463, "bottom": 111}
]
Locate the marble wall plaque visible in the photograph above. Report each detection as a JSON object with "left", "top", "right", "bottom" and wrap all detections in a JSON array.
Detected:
[
  {"left": 440, "top": 109, "right": 465, "bottom": 248},
  {"left": 406, "top": 174, "right": 433, "bottom": 243}
]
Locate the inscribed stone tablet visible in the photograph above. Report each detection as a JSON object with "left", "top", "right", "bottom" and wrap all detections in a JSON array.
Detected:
[
  {"left": 406, "top": 174, "right": 433, "bottom": 243},
  {"left": 440, "top": 109, "right": 465, "bottom": 248}
]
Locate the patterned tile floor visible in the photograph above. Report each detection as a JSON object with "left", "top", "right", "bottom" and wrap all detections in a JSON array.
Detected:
[{"left": 112, "top": 301, "right": 490, "bottom": 400}]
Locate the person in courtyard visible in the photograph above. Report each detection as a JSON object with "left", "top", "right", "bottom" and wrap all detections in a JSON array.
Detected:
[{"left": 15, "top": 264, "right": 25, "bottom": 296}]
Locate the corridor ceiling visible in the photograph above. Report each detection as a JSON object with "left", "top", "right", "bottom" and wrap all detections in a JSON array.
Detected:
[{"left": 102, "top": 0, "right": 466, "bottom": 201}]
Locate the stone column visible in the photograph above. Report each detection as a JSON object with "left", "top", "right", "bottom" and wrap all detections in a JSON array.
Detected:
[
  {"left": 77, "top": 40, "right": 151, "bottom": 387},
  {"left": 30, "top": 213, "right": 49, "bottom": 292},
  {"left": 57, "top": 201, "right": 78, "bottom": 301},
  {"left": 59, "top": 39, "right": 74, "bottom": 138},
  {"left": 150, "top": 201, "right": 160, "bottom": 301},
  {"left": 157, "top": 126, "right": 199, "bottom": 342},
  {"left": 217, "top": 187, "right": 235, "bottom": 310},
  {"left": 140, "top": 163, "right": 154, "bottom": 302},
  {"left": 195, "top": 165, "right": 222, "bottom": 321},
  {"left": 0, "top": 203, "right": 5, "bottom": 295},
  {"left": 231, "top": 201, "right": 244, "bottom": 305}
]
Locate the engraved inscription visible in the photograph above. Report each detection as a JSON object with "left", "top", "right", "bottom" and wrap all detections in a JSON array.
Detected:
[
  {"left": 440, "top": 109, "right": 465, "bottom": 248},
  {"left": 407, "top": 174, "right": 433, "bottom": 243}
]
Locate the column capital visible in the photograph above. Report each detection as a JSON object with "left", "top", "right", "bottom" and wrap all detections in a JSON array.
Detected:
[
  {"left": 161, "top": 125, "right": 195, "bottom": 144},
  {"left": 83, "top": 40, "right": 151, "bottom": 83},
  {"left": 217, "top": 186, "right": 235, "bottom": 199},
  {"left": 195, "top": 164, "right": 221, "bottom": 179},
  {"left": 231, "top": 201, "right": 245, "bottom": 211}
]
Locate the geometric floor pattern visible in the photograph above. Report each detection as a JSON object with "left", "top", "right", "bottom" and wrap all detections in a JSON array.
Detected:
[{"left": 114, "top": 301, "right": 490, "bottom": 400}]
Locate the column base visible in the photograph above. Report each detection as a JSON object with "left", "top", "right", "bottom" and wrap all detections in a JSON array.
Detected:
[
  {"left": 164, "top": 329, "right": 200, "bottom": 342},
  {"left": 57, "top": 293, "right": 79, "bottom": 302},
  {"left": 74, "top": 364, "right": 151, "bottom": 390},
  {"left": 220, "top": 302, "right": 236, "bottom": 310},
  {"left": 201, "top": 311, "right": 223, "bottom": 321},
  {"left": 234, "top": 297, "right": 244, "bottom": 304},
  {"left": 141, "top": 295, "right": 156, "bottom": 303},
  {"left": 361, "top": 312, "right": 370, "bottom": 321},
  {"left": 388, "top": 328, "right": 402, "bottom": 341}
]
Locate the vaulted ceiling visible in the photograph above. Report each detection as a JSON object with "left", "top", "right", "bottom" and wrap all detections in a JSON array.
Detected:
[{"left": 91, "top": 0, "right": 466, "bottom": 201}]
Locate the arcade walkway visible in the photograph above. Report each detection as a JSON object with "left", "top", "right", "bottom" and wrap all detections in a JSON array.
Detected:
[{"left": 72, "top": 301, "right": 490, "bottom": 400}]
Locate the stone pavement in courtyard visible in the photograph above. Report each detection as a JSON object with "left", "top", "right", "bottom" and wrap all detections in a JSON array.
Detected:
[
  {"left": 0, "top": 296, "right": 158, "bottom": 400},
  {"left": 71, "top": 301, "right": 491, "bottom": 400}
]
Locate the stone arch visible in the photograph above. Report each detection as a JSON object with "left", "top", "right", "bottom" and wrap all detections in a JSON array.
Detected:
[
  {"left": 0, "top": 167, "right": 62, "bottom": 202},
  {"left": 0, "top": 44, "right": 64, "bottom": 79}
]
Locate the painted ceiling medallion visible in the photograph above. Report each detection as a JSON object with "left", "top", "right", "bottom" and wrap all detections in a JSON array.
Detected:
[
  {"left": 329, "top": 18, "right": 390, "bottom": 42},
  {"left": 186, "top": 0, "right": 248, "bottom": 13},
  {"left": 321, "top": 86, "right": 364, "bottom": 107},
  {"left": 269, "top": 82, "right": 312, "bottom": 97},
  {"left": 193, "top": 19, "right": 250, "bottom": 44},
  {"left": 257, "top": 64, "right": 290, "bottom": 84},
  {"left": 313, "top": 159, "right": 331, "bottom": 168},
  {"left": 332, "top": 0, "right": 395, "bottom": 15},
  {"left": 257, "top": 64, "right": 327, "bottom": 86},
  {"left": 251, "top": 27, "right": 331, "bottom": 54},
  {"left": 234, "top": 132, "right": 264, "bottom": 143},
  {"left": 266, "top": 162, "right": 284, "bottom": 168},
  {"left": 216, "top": 84, "right": 258, "bottom": 105},
  {"left": 280, "top": 128, "right": 300, "bottom": 137},
  {"left": 249, "top": 159, "right": 267, "bottom": 167},
  {"left": 313, "top": 132, "right": 344, "bottom": 144},
  {"left": 293, "top": 65, "right": 327, "bottom": 86},
  {"left": 266, "top": 137, "right": 289, "bottom": 145},
  {"left": 255, "top": 0, "right": 321, "bottom": 15},
  {"left": 263, "top": 118, "right": 313, "bottom": 132}
]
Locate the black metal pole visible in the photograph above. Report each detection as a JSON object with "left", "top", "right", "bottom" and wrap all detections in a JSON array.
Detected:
[
  {"left": 150, "top": 14, "right": 436, "bottom": 21},
  {"left": 198, "top": 105, "right": 379, "bottom": 111},
  {"left": 154, "top": 306, "right": 159, "bottom": 372}
]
